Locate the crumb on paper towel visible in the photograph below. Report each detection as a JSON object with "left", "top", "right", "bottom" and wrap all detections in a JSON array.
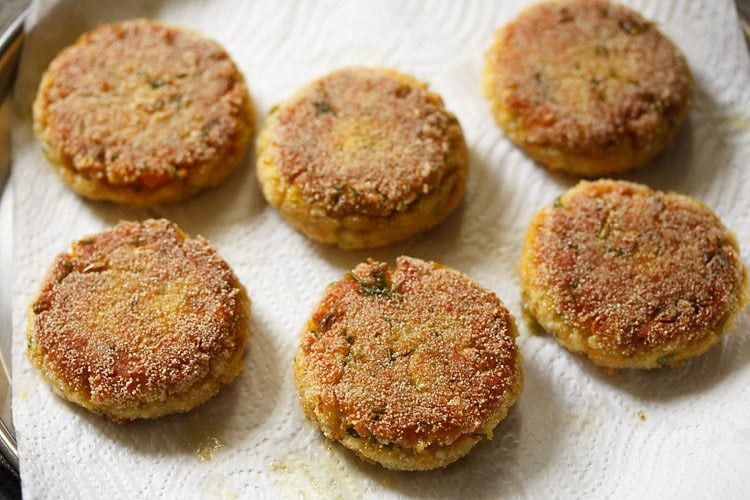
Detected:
[
  {"left": 729, "top": 114, "right": 750, "bottom": 130},
  {"left": 637, "top": 410, "right": 647, "bottom": 422},
  {"left": 192, "top": 435, "right": 225, "bottom": 462},
  {"left": 562, "top": 407, "right": 597, "bottom": 428},
  {"left": 201, "top": 476, "right": 238, "bottom": 500},
  {"left": 269, "top": 451, "right": 324, "bottom": 495},
  {"left": 269, "top": 447, "right": 356, "bottom": 499}
]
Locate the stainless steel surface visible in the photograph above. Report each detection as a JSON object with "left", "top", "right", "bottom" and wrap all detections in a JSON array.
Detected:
[
  {"left": 0, "top": 167, "right": 16, "bottom": 473},
  {"left": 0, "top": 1, "right": 28, "bottom": 476},
  {"left": 739, "top": 0, "right": 750, "bottom": 46},
  {"left": 0, "top": 415, "right": 17, "bottom": 473},
  {"left": 0, "top": 3, "right": 27, "bottom": 104}
]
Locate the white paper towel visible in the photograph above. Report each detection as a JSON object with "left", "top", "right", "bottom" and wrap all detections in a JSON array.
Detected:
[{"left": 10, "top": 0, "right": 750, "bottom": 497}]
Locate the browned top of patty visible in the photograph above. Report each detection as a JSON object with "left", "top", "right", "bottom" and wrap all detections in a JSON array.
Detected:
[
  {"left": 33, "top": 19, "right": 251, "bottom": 191},
  {"left": 28, "top": 219, "right": 246, "bottom": 407},
  {"left": 526, "top": 180, "right": 747, "bottom": 356},
  {"left": 298, "top": 257, "right": 519, "bottom": 448},
  {"left": 268, "top": 67, "right": 466, "bottom": 217},
  {"left": 486, "top": 0, "right": 692, "bottom": 153}
]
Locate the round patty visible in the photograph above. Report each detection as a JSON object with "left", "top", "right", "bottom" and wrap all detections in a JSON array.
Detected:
[
  {"left": 33, "top": 19, "right": 254, "bottom": 205},
  {"left": 520, "top": 180, "right": 748, "bottom": 370},
  {"left": 295, "top": 257, "right": 522, "bottom": 470},
  {"left": 256, "top": 67, "right": 469, "bottom": 250},
  {"left": 483, "top": 0, "right": 693, "bottom": 177},
  {"left": 26, "top": 219, "right": 251, "bottom": 421}
]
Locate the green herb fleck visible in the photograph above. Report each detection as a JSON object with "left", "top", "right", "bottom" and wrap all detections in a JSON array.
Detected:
[
  {"left": 599, "top": 218, "right": 611, "bottom": 239},
  {"left": 567, "top": 280, "right": 580, "bottom": 302},
  {"left": 690, "top": 301, "right": 700, "bottom": 315},
  {"left": 567, "top": 279, "right": 580, "bottom": 301},
  {"left": 335, "top": 184, "right": 345, "bottom": 197},
  {"left": 619, "top": 19, "right": 635, "bottom": 33},
  {"left": 201, "top": 119, "right": 220, "bottom": 136},
  {"left": 269, "top": 103, "right": 280, "bottom": 115},
  {"left": 387, "top": 348, "right": 395, "bottom": 363},
  {"left": 346, "top": 427, "right": 360, "bottom": 438},
  {"left": 595, "top": 44, "right": 608, "bottom": 56},
  {"left": 348, "top": 270, "right": 393, "bottom": 297},
  {"left": 77, "top": 238, "right": 93, "bottom": 245},
  {"left": 657, "top": 356, "right": 669, "bottom": 368},
  {"left": 716, "top": 252, "right": 730, "bottom": 266},
  {"left": 618, "top": 19, "right": 648, "bottom": 34},
  {"left": 607, "top": 245, "right": 634, "bottom": 257},
  {"left": 553, "top": 196, "right": 564, "bottom": 208},
  {"left": 314, "top": 100, "right": 333, "bottom": 116},
  {"left": 149, "top": 78, "right": 166, "bottom": 89}
]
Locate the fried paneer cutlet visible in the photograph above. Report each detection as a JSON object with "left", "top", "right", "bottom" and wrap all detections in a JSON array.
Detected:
[
  {"left": 483, "top": 0, "right": 693, "bottom": 177},
  {"left": 521, "top": 180, "right": 748, "bottom": 370},
  {"left": 33, "top": 19, "right": 254, "bottom": 205},
  {"left": 257, "top": 67, "right": 468, "bottom": 249},
  {"left": 295, "top": 257, "right": 522, "bottom": 470},
  {"left": 27, "top": 219, "right": 251, "bottom": 421}
]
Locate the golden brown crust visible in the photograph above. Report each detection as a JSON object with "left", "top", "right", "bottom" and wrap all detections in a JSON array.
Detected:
[
  {"left": 26, "top": 219, "right": 251, "bottom": 420},
  {"left": 295, "top": 257, "right": 522, "bottom": 470},
  {"left": 257, "top": 67, "right": 468, "bottom": 249},
  {"left": 483, "top": 0, "right": 693, "bottom": 176},
  {"left": 33, "top": 19, "right": 254, "bottom": 205},
  {"left": 520, "top": 180, "right": 749, "bottom": 369}
]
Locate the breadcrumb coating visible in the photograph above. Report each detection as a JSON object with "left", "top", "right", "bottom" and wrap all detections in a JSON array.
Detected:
[
  {"left": 257, "top": 67, "right": 468, "bottom": 249},
  {"left": 483, "top": 0, "right": 693, "bottom": 176},
  {"left": 521, "top": 180, "right": 748, "bottom": 369},
  {"left": 27, "top": 219, "right": 251, "bottom": 420},
  {"left": 295, "top": 257, "right": 522, "bottom": 470},
  {"left": 33, "top": 19, "right": 254, "bottom": 204}
]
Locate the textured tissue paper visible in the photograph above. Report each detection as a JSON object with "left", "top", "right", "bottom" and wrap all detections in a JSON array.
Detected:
[{"left": 9, "top": 0, "right": 750, "bottom": 497}]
